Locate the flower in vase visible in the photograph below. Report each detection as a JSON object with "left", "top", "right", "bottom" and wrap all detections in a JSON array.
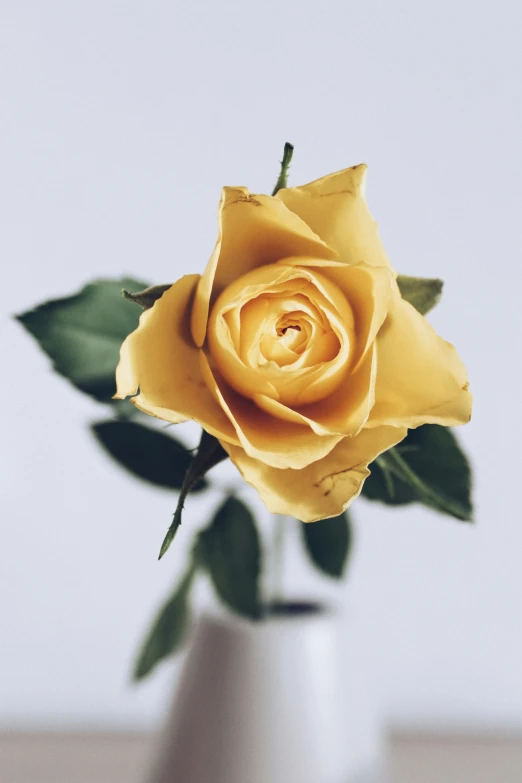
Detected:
[{"left": 115, "top": 165, "right": 471, "bottom": 522}]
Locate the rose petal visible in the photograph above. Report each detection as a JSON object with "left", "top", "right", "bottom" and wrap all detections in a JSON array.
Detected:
[
  {"left": 115, "top": 275, "right": 239, "bottom": 443},
  {"left": 276, "top": 165, "right": 393, "bottom": 271},
  {"left": 253, "top": 342, "right": 376, "bottom": 437},
  {"left": 222, "top": 425, "right": 407, "bottom": 522},
  {"left": 208, "top": 263, "right": 355, "bottom": 407},
  {"left": 280, "top": 257, "right": 395, "bottom": 369},
  {"left": 191, "top": 187, "right": 338, "bottom": 347},
  {"left": 199, "top": 352, "right": 344, "bottom": 470},
  {"left": 368, "top": 297, "right": 472, "bottom": 428}
]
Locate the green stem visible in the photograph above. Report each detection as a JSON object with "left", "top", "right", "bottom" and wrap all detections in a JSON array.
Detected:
[
  {"left": 271, "top": 514, "right": 286, "bottom": 607},
  {"left": 158, "top": 430, "right": 228, "bottom": 560},
  {"left": 272, "top": 142, "right": 294, "bottom": 195}
]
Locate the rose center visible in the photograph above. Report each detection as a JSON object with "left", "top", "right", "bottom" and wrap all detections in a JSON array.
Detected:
[
  {"left": 277, "top": 324, "right": 301, "bottom": 336},
  {"left": 207, "top": 262, "right": 355, "bottom": 407}
]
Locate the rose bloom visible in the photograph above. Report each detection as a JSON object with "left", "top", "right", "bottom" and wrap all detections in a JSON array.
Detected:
[{"left": 116, "top": 166, "right": 471, "bottom": 522}]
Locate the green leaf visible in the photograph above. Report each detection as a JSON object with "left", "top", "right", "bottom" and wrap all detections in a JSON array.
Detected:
[
  {"left": 133, "top": 567, "right": 195, "bottom": 681},
  {"left": 158, "top": 430, "right": 228, "bottom": 559},
  {"left": 361, "top": 425, "right": 473, "bottom": 521},
  {"left": 91, "top": 420, "right": 208, "bottom": 492},
  {"left": 16, "top": 277, "right": 149, "bottom": 401},
  {"left": 301, "top": 511, "right": 353, "bottom": 578},
  {"left": 197, "top": 496, "right": 262, "bottom": 619},
  {"left": 397, "top": 274, "right": 443, "bottom": 315},
  {"left": 122, "top": 284, "right": 172, "bottom": 310}
]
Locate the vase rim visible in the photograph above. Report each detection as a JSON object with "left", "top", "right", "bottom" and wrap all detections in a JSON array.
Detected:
[{"left": 199, "top": 599, "right": 339, "bottom": 631}]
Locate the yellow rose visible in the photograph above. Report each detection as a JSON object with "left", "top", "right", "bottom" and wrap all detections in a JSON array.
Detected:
[{"left": 115, "top": 165, "right": 471, "bottom": 522}]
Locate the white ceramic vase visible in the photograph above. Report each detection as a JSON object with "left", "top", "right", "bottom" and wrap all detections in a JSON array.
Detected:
[{"left": 148, "top": 604, "right": 387, "bottom": 783}]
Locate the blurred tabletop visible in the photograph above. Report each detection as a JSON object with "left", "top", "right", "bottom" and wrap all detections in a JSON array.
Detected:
[{"left": 1, "top": 731, "right": 522, "bottom": 783}]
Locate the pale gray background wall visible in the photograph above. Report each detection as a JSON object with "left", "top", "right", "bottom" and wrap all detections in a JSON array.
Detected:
[{"left": 1, "top": 0, "right": 521, "bottom": 730}]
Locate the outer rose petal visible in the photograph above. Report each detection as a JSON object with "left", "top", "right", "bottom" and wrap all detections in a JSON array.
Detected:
[
  {"left": 115, "top": 275, "right": 238, "bottom": 444},
  {"left": 368, "top": 297, "right": 472, "bottom": 428},
  {"left": 276, "top": 165, "right": 393, "bottom": 271},
  {"left": 222, "top": 425, "right": 408, "bottom": 522},
  {"left": 191, "top": 187, "right": 338, "bottom": 347}
]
